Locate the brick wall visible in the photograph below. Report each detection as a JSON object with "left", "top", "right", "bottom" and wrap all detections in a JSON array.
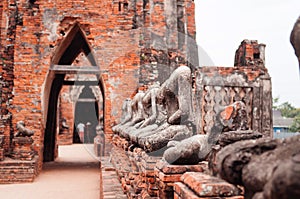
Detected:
[{"left": 0, "top": 0, "right": 196, "bottom": 175}]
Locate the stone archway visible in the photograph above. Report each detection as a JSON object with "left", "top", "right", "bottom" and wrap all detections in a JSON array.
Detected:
[{"left": 42, "top": 23, "right": 104, "bottom": 162}]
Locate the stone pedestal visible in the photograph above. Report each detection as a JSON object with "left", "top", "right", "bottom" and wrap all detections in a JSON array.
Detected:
[
  {"left": 11, "top": 137, "right": 35, "bottom": 161},
  {"left": 155, "top": 160, "right": 208, "bottom": 198},
  {"left": 94, "top": 132, "right": 105, "bottom": 157}
]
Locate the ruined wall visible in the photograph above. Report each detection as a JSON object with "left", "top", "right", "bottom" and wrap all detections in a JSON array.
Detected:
[
  {"left": 194, "top": 66, "right": 272, "bottom": 137},
  {"left": 194, "top": 40, "right": 272, "bottom": 137},
  {"left": 0, "top": 0, "right": 196, "bottom": 169},
  {"left": 0, "top": 0, "right": 18, "bottom": 154},
  {"left": 234, "top": 39, "right": 265, "bottom": 67},
  {"left": 139, "top": 0, "right": 197, "bottom": 86}
]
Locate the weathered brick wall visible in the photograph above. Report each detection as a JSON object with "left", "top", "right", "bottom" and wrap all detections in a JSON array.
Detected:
[
  {"left": 57, "top": 86, "right": 74, "bottom": 145},
  {"left": 0, "top": 0, "right": 19, "bottom": 155},
  {"left": 192, "top": 40, "right": 272, "bottom": 138},
  {"left": 194, "top": 66, "right": 272, "bottom": 138},
  {"left": 0, "top": 0, "right": 196, "bottom": 172}
]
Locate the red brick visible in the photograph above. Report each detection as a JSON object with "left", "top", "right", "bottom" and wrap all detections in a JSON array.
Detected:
[{"left": 181, "top": 172, "right": 240, "bottom": 197}]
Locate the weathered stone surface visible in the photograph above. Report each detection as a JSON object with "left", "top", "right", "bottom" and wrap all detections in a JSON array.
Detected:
[
  {"left": 290, "top": 16, "right": 300, "bottom": 71},
  {"left": 181, "top": 172, "right": 241, "bottom": 197},
  {"left": 218, "top": 130, "right": 263, "bottom": 147},
  {"left": 174, "top": 182, "right": 202, "bottom": 199},
  {"left": 156, "top": 159, "right": 207, "bottom": 174},
  {"left": 217, "top": 134, "right": 300, "bottom": 199},
  {"left": 14, "top": 121, "right": 34, "bottom": 137},
  {"left": 263, "top": 153, "right": 300, "bottom": 199},
  {"left": 194, "top": 65, "right": 272, "bottom": 139},
  {"left": 136, "top": 65, "right": 194, "bottom": 152},
  {"left": 174, "top": 182, "right": 244, "bottom": 199},
  {"left": 118, "top": 91, "right": 146, "bottom": 138}
]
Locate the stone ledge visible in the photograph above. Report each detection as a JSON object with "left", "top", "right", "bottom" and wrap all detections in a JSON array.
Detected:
[
  {"left": 174, "top": 182, "right": 244, "bottom": 199},
  {"left": 174, "top": 182, "right": 202, "bottom": 199},
  {"left": 181, "top": 172, "right": 241, "bottom": 197},
  {"left": 156, "top": 159, "right": 208, "bottom": 175}
]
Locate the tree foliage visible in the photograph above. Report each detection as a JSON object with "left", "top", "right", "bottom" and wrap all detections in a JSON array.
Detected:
[{"left": 273, "top": 98, "right": 300, "bottom": 132}]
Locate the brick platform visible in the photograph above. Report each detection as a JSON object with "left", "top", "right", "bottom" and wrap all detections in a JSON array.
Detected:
[
  {"left": 11, "top": 137, "right": 35, "bottom": 161},
  {"left": 155, "top": 160, "right": 209, "bottom": 198},
  {"left": 110, "top": 134, "right": 245, "bottom": 199},
  {"left": 129, "top": 148, "right": 162, "bottom": 197},
  {"left": 101, "top": 156, "right": 127, "bottom": 199},
  {"left": 0, "top": 156, "right": 38, "bottom": 184}
]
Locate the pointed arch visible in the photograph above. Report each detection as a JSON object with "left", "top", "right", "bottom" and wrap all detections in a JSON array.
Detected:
[
  {"left": 42, "top": 22, "right": 104, "bottom": 162},
  {"left": 51, "top": 22, "right": 97, "bottom": 66}
]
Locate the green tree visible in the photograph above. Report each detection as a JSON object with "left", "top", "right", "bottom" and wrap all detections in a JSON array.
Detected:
[
  {"left": 273, "top": 98, "right": 300, "bottom": 132},
  {"left": 272, "top": 97, "right": 280, "bottom": 109},
  {"left": 278, "top": 102, "right": 298, "bottom": 118},
  {"left": 290, "top": 116, "right": 300, "bottom": 132}
]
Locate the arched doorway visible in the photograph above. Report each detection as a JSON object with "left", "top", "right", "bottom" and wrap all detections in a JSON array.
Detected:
[
  {"left": 73, "top": 85, "right": 100, "bottom": 144},
  {"left": 42, "top": 23, "right": 104, "bottom": 162}
]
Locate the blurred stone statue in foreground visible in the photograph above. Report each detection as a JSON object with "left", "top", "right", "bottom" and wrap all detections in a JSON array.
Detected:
[
  {"left": 217, "top": 134, "right": 300, "bottom": 199},
  {"left": 290, "top": 15, "right": 300, "bottom": 73}
]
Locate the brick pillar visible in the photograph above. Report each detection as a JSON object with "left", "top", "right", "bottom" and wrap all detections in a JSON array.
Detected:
[
  {"left": 155, "top": 160, "right": 208, "bottom": 198},
  {"left": 0, "top": 0, "right": 18, "bottom": 155}
]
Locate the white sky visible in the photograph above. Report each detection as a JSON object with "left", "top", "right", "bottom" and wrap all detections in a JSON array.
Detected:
[{"left": 195, "top": 0, "right": 300, "bottom": 107}]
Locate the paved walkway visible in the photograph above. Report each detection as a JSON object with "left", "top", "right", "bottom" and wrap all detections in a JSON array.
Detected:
[{"left": 0, "top": 144, "right": 101, "bottom": 199}]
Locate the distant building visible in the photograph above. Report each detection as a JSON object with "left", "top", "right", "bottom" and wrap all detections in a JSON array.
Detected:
[{"left": 273, "top": 110, "right": 297, "bottom": 138}]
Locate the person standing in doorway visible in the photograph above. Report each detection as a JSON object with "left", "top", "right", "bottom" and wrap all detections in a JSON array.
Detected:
[{"left": 77, "top": 122, "right": 85, "bottom": 143}]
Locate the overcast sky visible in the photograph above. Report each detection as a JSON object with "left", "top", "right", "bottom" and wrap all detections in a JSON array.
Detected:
[{"left": 194, "top": 0, "right": 300, "bottom": 107}]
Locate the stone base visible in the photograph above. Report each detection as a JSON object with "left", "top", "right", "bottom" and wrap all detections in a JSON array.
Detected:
[
  {"left": 11, "top": 137, "right": 35, "bottom": 161},
  {"left": 0, "top": 156, "right": 38, "bottom": 184},
  {"left": 174, "top": 172, "right": 243, "bottom": 199},
  {"left": 155, "top": 160, "right": 209, "bottom": 198},
  {"left": 94, "top": 135, "right": 105, "bottom": 157}
]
